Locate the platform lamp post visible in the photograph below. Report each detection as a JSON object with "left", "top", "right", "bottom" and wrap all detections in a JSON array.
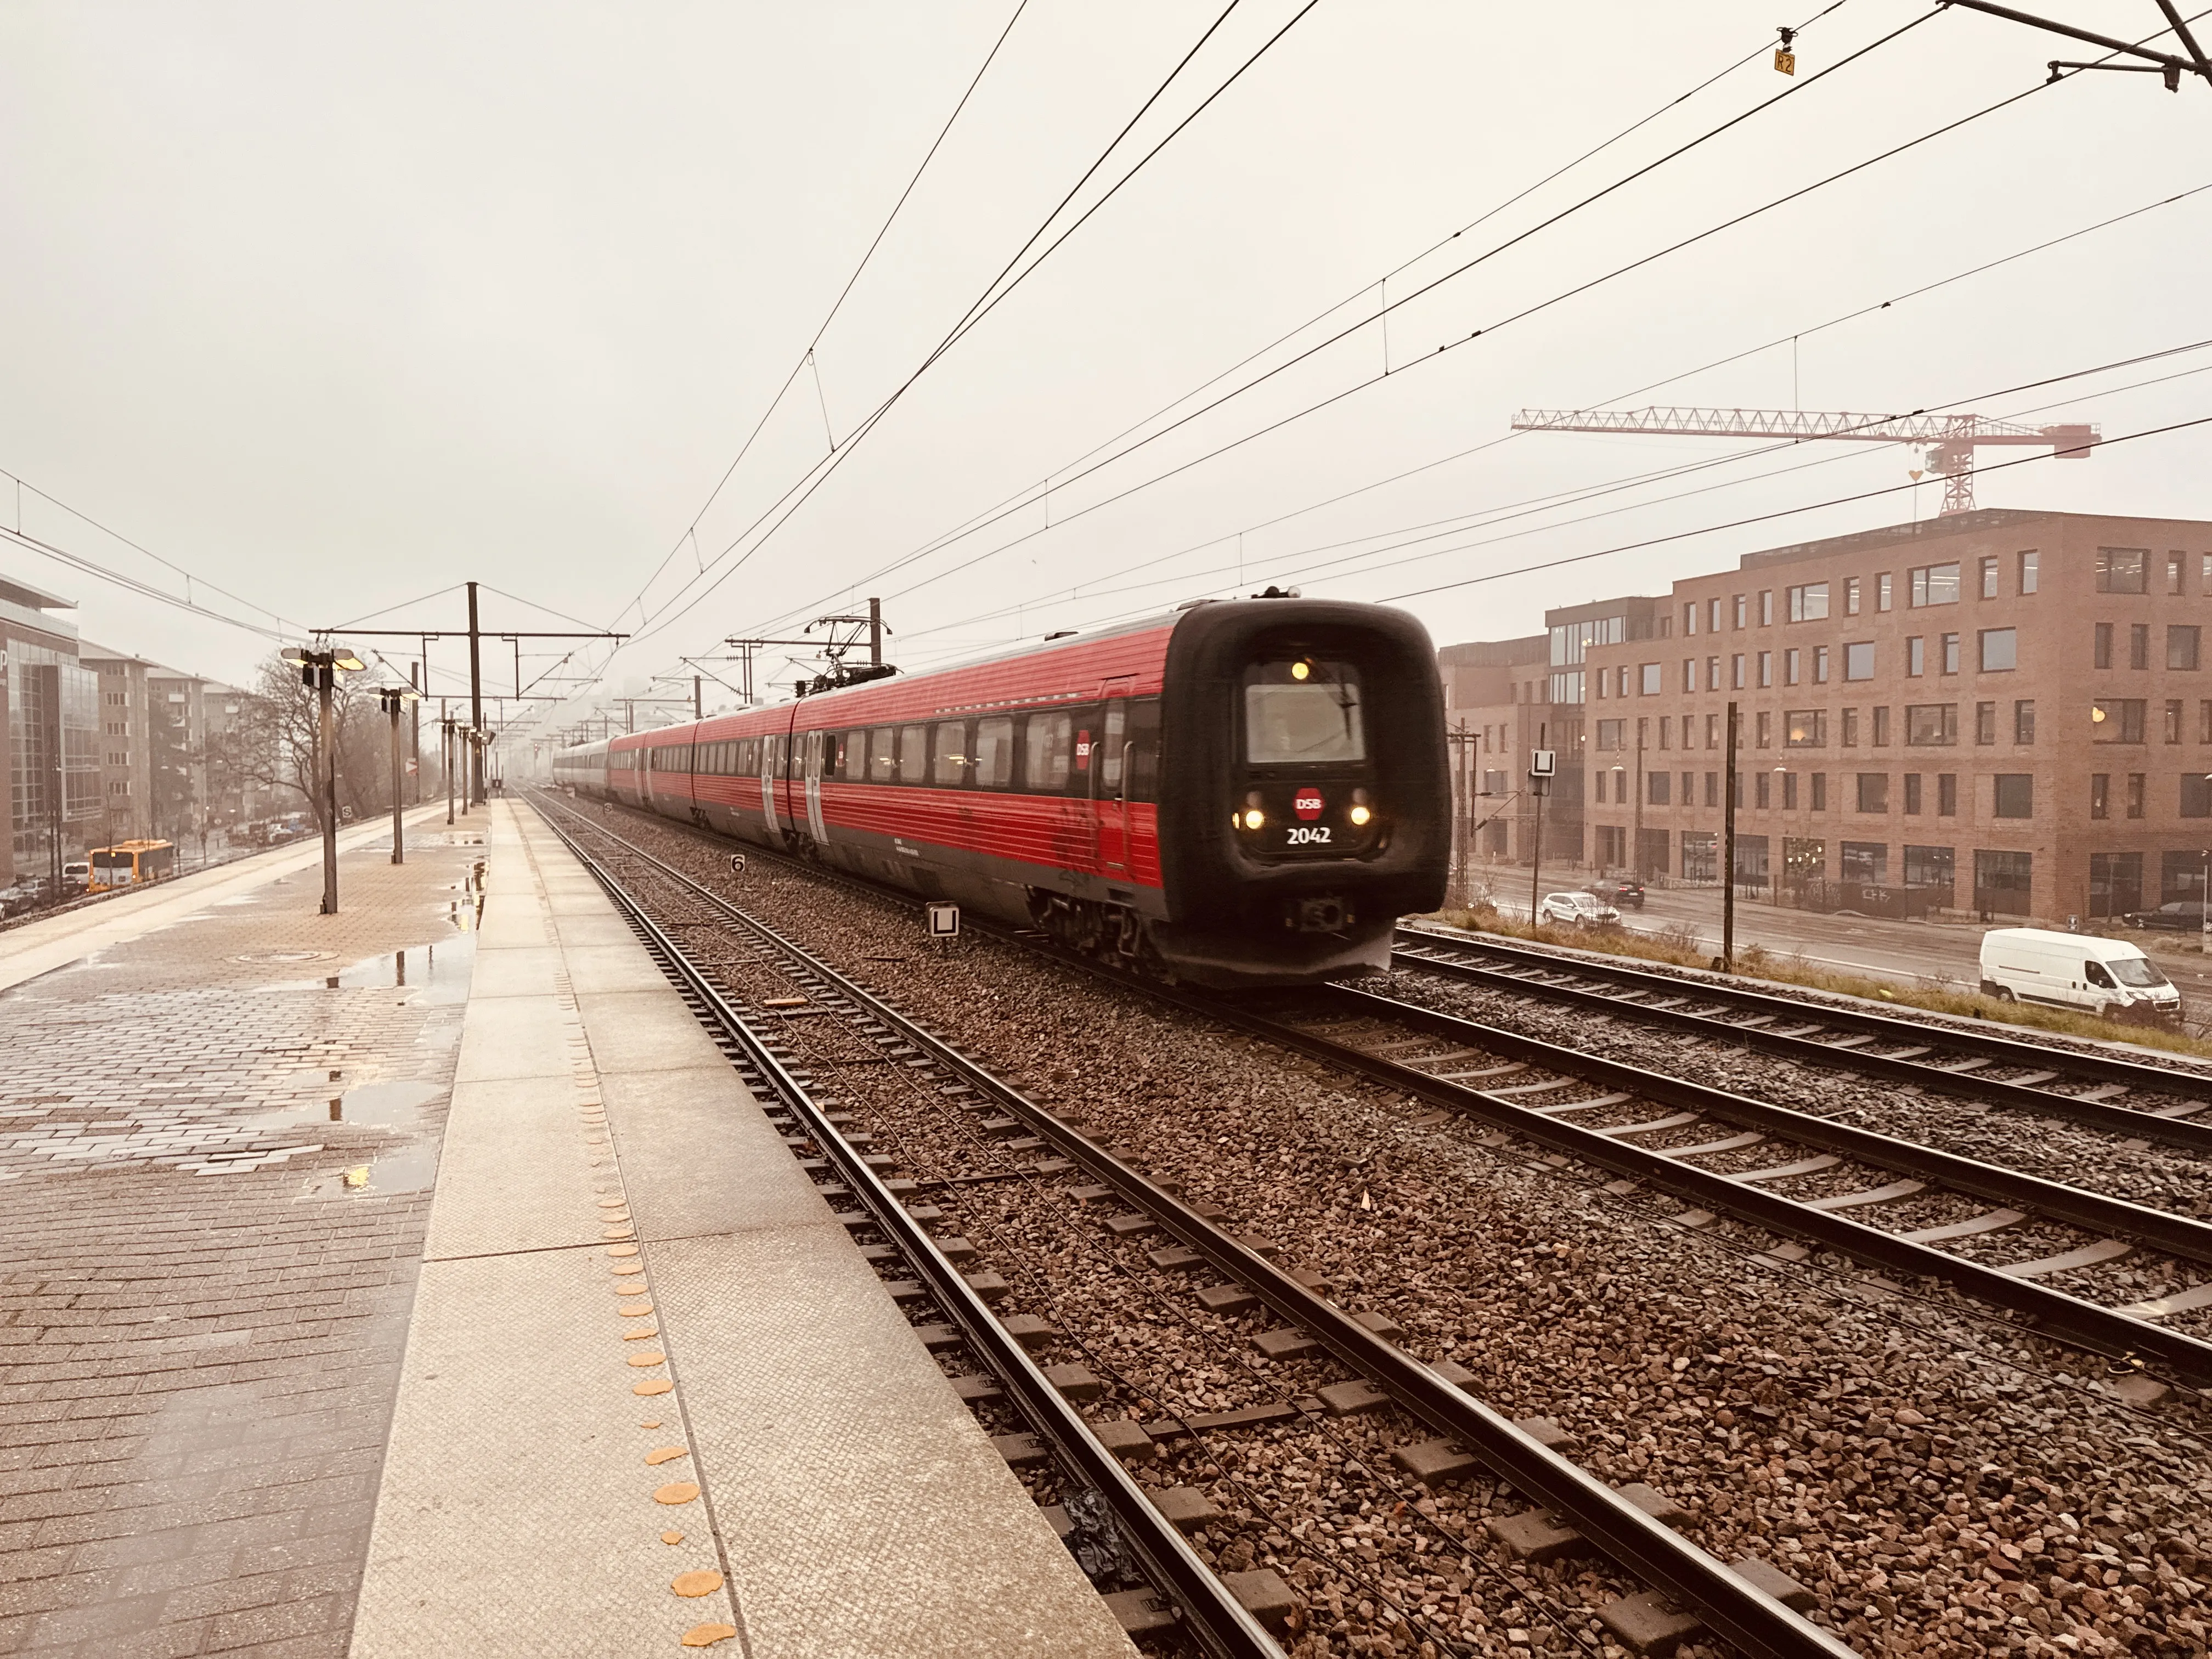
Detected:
[
  {"left": 1720, "top": 701, "right": 1740, "bottom": 972},
  {"left": 377, "top": 685, "right": 419, "bottom": 865},
  {"left": 282, "top": 645, "right": 365, "bottom": 916}
]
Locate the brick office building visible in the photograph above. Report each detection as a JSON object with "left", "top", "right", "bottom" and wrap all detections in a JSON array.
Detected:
[{"left": 1578, "top": 508, "right": 2212, "bottom": 925}]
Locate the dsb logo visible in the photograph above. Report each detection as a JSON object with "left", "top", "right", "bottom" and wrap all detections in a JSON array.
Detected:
[{"left": 1293, "top": 788, "right": 1324, "bottom": 821}]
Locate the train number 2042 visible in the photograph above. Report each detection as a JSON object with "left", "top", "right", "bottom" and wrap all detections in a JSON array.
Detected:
[{"left": 1286, "top": 826, "right": 1333, "bottom": 845}]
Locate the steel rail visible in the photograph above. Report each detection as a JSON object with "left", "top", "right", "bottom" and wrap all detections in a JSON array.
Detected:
[
  {"left": 1395, "top": 923, "right": 2212, "bottom": 1154},
  {"left": 533, "top": 795, "right": 1858, "bottom": 1659},
  {"left": 1228, "top": 982, "right": 2212, "bottom": 1385},
  {"left": 539, "top": 811, "right": 1284, "bottom": 1659}
]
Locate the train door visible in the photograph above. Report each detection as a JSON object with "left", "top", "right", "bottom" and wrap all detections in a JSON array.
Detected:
[
  {"left": 803, "top": 731, "right": 829, "bottom": 845},
  {"left": 1094, "top": 677, "right": 1133, "bottom": 874},
  {"left": 761, "top": 734, "right": 783, "bottom": 840}
]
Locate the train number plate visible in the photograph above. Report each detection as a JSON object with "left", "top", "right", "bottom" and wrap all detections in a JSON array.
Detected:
[{"left": 1286, "top": 826, "right": 1333, "bottom": 847}]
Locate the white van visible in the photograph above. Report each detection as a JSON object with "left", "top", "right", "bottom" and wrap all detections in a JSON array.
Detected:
[{"left": 1978, "top": 928, "right": 2182, "bottom": 1026}]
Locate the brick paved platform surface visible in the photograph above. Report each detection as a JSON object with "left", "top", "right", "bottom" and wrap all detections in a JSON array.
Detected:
[{"left": 0, "top": 809, "right": 493, "bottom": 1659}]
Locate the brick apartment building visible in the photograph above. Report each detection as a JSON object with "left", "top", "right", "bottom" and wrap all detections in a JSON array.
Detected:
[{"left": 1568, "top": 508, "right": 2212, "bottom": 925}]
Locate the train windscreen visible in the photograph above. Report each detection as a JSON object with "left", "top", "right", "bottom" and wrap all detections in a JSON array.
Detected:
[{"left": 1243, "top": 660, "right": 1364, "bottom": 764}]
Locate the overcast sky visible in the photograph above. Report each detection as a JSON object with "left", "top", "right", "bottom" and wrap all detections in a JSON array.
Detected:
[{"left": 4, "top": 1, "right": 2208, "bottom": 740}]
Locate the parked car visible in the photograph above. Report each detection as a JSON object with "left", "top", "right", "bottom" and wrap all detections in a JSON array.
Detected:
[
  {"left": 2120, "top": 900, "right": 2210, "bottom": 932},
  {"left": 1537, "top": 890, "right": 1620, "bottom": 928},
  {"left": 1978, "top": 927, "right": 2181, "bottom": 1026},
  {"left": 1587, "top": 878, "right": 1646, "bottom": 910}
]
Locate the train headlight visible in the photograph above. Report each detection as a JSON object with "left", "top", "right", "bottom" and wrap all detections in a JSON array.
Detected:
[
  {"left": 1349, "top": 804, "right": 1372, "bottom": 826},
  {"left": 1291, "top": 659, "right": 1311, "bottom": 681},
  {"left": 1242, "top": 809, "right": 1266, "bottom": 830}
]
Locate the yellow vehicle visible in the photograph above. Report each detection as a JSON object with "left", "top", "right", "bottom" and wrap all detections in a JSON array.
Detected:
[{"left": 88, "top": 840, "right": 177, "bottom": 892}]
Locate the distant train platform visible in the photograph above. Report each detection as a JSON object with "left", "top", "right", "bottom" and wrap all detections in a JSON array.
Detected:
[{"left": 0, "top": 800, "right": 1127, "bottom": 1659}]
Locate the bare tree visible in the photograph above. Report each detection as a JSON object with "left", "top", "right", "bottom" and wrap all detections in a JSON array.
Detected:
[{"left": 228, "top": 656, "right": 394, "bottom": 829}]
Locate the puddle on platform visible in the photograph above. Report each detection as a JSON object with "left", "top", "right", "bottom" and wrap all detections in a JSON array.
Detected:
[
  {"left": 308, "top": 1144, "right": 438, "bottom": 1198},
  {"left": 442, "top": 857, "right": 489, "bottom": 933},
  {"left": 326, "top": 936, "right": 477, "bottom": 1001},
  {"left": 325, "top": 1077, "right": 442, "bottom": 1126}
]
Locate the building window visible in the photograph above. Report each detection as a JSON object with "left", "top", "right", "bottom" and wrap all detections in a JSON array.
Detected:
[
  {"left": 1980, "top": 556, "right": 2000, "bottom": 600},
  {"left": 2167, "top": 700, "right": 2185, "bottom": 744},
  {"left": 1976, "top": 702, "right": 1996, "bottom": 744},
  {"left": 1856, "top": 773, "right": 1888, "bottom": 812},
  {"left": 1782, "top": 771, "right": 1798, "bottom": 809},
  {"left": 1993, "top": 774, "right": 2034, "bottom": 818},
  {"left": 2092, "top": 698, "right": 2146, "bottom": 743},
  {"left": 1732, "top": 654, "right": 1745, "bottom": 689},
  {"left": 2170, "top": 625, "right": 2201, "bottom": 670},
  {"left": 1634, "top": 662, "right": 1658, "bottom": 695},
  {"left": 1908, "top": 637, "right": 1925, "bottom": 676},
  {"left": 2127, "top": 772, "right": 2146, "bottom": 819},
  {"left": 1937, "top": 772, "right": 1957, "bottom": 816},
  {"left": 1840, "top": 840, "right": 1888, "bottom": 884},
  {"left": 1905, "top": 844, "right": 1955, "bottom": 894},
  {"left": 2182, "top": 772, "right": 2212, "bottom": 819},
  {"left": 1904, "top": 772, "right": 1922, "bottom": 815},
  {"left": 1649, "top": 771, "right": 1671, "bottom": 805},
  {"left": 2097, "top": 548, "right": 2149, "bottom": 593},
  {"left": 1785, "top": 710, "right": 1826, "bottom": 747},
  {"left": 1979, "top": 628, "right": 2016, "bottom": 672},
  {"left": 1701, "top": 771, "right": 1716, "bottom": 806},
  {"left": 1733, "top": 594, "right": 1747, "bottom": 629},
  {"left": 1683, "top": 602, "right": 1697, "bottom": 635},
  {"left": 2202, "top": 700, "right": 2212, "bottom": 743},
  {"left": 1909, "top": 563, "right": 1961, "bottom": 607},
  {"left": 1841, "top": 707, "right": 1859, "bottom": 746},
  {"left": 1844, "top": 575, "right": 1861, "bottom": 616},
  {"left": 2018, "top": 550, "right": 2038, "bottom": 594},
  {"left": 1706, "top": 713, "right": 1719, "bottom": 749},
  {"left": 1658, "top": 717, "right": 1671, "bottom": 750},
  {"left": 2170, "top": 552, "right": 2187, "bottom": 595},
  {"left": 1755, "top": 710, "right": 1771, "bottom": 747},
  {"left": 1942, "top": 633, "right": 1960, "bottom": 674},
  {"left": 1702, "top": 656, "right": 1717, "bottom": 690},
  {"left": 1787, "top": 583, "right": 1829, "bottom": 622},
  {"left": 1905, "top": 703, "right": 1957, "bottom": 746},
  {"left": 1680, "top": 659, "right": 1694, "bottom": 693},
  {"left": 2131, "top": 623, "right": 2149, "bottom": 670},
  {"left": 1709, "top": 597, "right": 1723, "bottom": 633},
  {"left": 1812, "top": 645, "right": 1829, "bottom": 684},
  {"left": 1810, "top": 771, "right": 1827, "bottom": 810},
  {"left": 1755, "top": 771, "right": 1770, "bottom": 808},
  {"left": 1872, "top": 706, "right": 1891, "bottom": 745},
  {"left": 2095, "top": 622, "right": 2113, "bottom": 669},
  {"left": 1760, "top": 591, "right": 1774, "bottom": 625},
  {"left": 1784, "top": 648, "right": 1801, "bottom": 685},
  {"left": 2090, "top": 773, "right": 2109, "bottom": 819},
  {"left": 1877, "top": 572, "right": 1893, "bottom": 612},
  {"left": 1595, "top": 719, "right": 1623, "bottom": 751},
  {"left": 1974, "top": 849, "right": 2033, "bottom": 912},
  {"left": 1758, "top": 651, "right": 1773, "bottom": 688},
  {"left": 1844, "top": 641, "right": 1874, "bottom": 681}
]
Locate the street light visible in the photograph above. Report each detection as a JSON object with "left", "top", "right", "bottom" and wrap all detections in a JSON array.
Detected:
[
  {"left": 282, "top": 645, "right": 365, "bottom": 914},
  {"left": 376, "top": 685, "right": 420, "bottom": 865}
]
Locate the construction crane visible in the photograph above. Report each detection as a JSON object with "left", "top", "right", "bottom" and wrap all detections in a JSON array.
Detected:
[{"left": 1510, "top": 407, "right": 2098, "bottom": 515}]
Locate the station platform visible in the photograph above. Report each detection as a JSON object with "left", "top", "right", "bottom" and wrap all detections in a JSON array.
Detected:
[
  {"left": 347, "top": 802, "right": 1128, "bottom": 1657},
  {"left": 2, "top": 798, "right": 1125, "bottom": 1658}
]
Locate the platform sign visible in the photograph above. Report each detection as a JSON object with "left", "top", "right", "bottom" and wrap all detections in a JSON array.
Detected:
[
  {"left": 926, "top": 901, "right": 961, "bottom": 939},
  {"left": 1527, "top": 749, "right": 1557, "bottom": 779}
]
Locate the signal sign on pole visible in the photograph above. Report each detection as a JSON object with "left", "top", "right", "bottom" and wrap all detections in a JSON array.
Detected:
[
  {"left": 1527, "top": 749, "right": 1557, "bottom": 780},
  {"left": 926, "top": 901, "right": 961, "bottom": 939}
]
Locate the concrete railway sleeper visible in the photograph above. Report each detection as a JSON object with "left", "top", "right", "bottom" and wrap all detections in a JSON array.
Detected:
[
  {"left": 1223, "top": 984, "right": 2212, "bottom": 1389},
  {"left": 1392, "top": 926, "right": 2212, "bottom": 1157},
  {"left": 535, "top": 794, "right": 1855, "bottom": 1659}
]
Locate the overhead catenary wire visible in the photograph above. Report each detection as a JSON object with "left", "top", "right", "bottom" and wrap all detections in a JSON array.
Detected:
[
  {"left": 741, "top": 5, "right": 1948, "bottom": 638},
  {"left": 604, "top": 0, "right": 1327, "bottom": 664}
]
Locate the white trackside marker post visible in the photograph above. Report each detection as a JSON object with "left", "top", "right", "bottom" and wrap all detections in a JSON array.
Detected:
[{"left": 927, "top": 902, "right": 961, "bottom": 951}]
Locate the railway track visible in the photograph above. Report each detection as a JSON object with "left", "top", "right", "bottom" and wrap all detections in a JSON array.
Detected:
[
  {"left": 1391, "top": 924, "right": 2212, "bottom": 1155},
  {"left": 537, "top": 798, "right": 1856, "bottom": 1659},
  {"left": 542, "top": 794, "right": 2212, "bottom": 1390}
]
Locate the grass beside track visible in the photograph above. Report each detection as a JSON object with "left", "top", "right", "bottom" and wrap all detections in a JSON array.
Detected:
[{"left": 1421, "top": 905, "right": 2212, "bottom": 1063}]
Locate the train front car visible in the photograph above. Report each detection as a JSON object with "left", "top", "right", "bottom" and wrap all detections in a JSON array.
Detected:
[{"left": 1152, "top": 597, "right": 1448, "bottom": 987}]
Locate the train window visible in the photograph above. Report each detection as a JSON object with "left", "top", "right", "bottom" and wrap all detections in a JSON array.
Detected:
[
  {"left": 899, "top": 725, "right": 928, "bottom": 784},
  {"left": 1125, "top": 700, "right": 1160, "bottom": 801},
  {"left": 868, "top": 728, "right": 898, "bottom": 782},
  {"left": 1099, "top": 702, "right": 1125, "bottom": 793},
  {"left": 1024, "top": 712, "right": 1074, "bottom": 792},
  {"left": 1244, "top": 659, "right": 1365, "bottom": 764},
  {"left": 932, "top": 721, "right": 970, "bottom": 785},
  {"left": 825, "top": 731, "right": 852, "bottom": 781},
  {"left": 974, "top": 717, "right": 1015, "bottom": 788}
]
